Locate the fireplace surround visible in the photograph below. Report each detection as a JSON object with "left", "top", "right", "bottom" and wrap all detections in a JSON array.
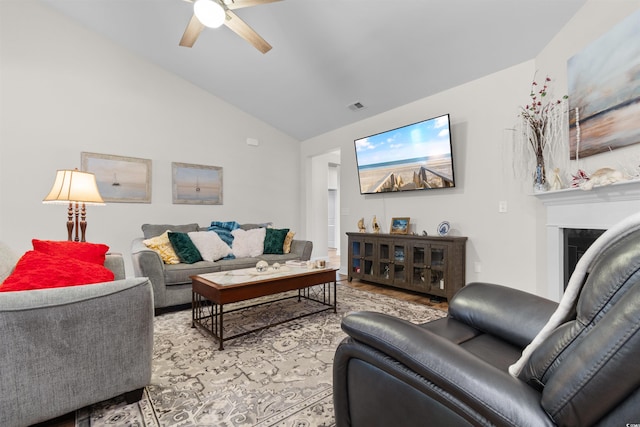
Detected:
[{"left": 536, "top": 179, "right": 640, "bottom": 301}]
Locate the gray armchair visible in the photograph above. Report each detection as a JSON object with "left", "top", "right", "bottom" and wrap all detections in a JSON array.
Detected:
[
  {"left": 0, "top": 248, "right": 154, "bottom": 427},
  {"left": 334, "top": 219, "right": 640, "bottom": 426}
]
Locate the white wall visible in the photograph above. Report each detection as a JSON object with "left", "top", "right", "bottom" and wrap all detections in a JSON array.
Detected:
[
  {"left": 301, "top": 0, "right": 640, "bottom": 299},
  {"left": 302, "top": 61, "right": 544, "bottom": 295},
  {"left": 0, "top": 0, "right": 301, "bottom": 275}
]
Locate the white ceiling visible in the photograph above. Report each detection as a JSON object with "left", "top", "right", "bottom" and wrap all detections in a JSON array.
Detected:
[{"left": 39, "top": 0, "right": 586, "bottom": 141}]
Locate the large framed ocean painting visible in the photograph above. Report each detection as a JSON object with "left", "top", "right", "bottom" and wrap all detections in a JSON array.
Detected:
[
  {"left": 81, "top": 152, "right": 152, "bottom": 203},
  {"left": 567, "top": 9, "right": 640, "bottom": 159}
]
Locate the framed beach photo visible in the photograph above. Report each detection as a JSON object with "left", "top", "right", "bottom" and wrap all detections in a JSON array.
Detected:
[
  {"left": 81, "top": 152, "right": 152, "bottom": 203},
  {"left": 172, "top": 162, "right": 223, "bottom": 205},
  {"left": 390, "top": 217, "right": 410, "bottom": 234}
]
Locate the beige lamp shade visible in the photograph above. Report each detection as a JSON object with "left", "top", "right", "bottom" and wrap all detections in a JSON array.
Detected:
[{"left": 43, "top": 169, "right": 105, "bottom": 205}]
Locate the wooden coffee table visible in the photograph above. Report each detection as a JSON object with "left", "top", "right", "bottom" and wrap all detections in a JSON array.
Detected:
[{"left": 191, "top": 266, "right": 338, "bottom": 350}]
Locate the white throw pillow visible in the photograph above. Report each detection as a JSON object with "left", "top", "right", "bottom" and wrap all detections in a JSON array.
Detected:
[
  {"left": 231, "top": 227, "right": 266, "bottom": 258},
  {"left": 187, "top": 231, "right": 232, "bottom": 262}
]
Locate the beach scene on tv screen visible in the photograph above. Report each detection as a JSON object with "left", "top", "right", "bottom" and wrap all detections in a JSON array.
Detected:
[{"left": 355, "top": 115, "right": 454, "bottom": 194}]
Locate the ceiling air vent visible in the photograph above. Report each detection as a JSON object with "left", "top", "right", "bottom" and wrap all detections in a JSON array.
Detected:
[{"left": 348, "top": 102, "right": 366, "bottom": 111}]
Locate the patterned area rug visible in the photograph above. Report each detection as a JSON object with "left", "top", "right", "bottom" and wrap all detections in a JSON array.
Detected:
[{"left": 78, "top": 283, "right": 445, "bottom": 427}]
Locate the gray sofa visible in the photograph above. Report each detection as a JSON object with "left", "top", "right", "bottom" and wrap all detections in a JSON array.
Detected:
[
  {"left": 131, "top": 223, "right": 313, "bottom": 312},
  {"left": 0, "top": 243, "right": 154, "bottom": 427}
]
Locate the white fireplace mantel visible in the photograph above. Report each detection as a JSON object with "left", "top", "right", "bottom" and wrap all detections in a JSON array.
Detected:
[{"left": 535, "top": 179, "right": 640, "bottom": 301}]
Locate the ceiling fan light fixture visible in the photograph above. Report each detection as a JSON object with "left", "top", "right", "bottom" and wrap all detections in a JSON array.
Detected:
[{"left": 194, "top": 0, "right": 226, "bottom": 28}]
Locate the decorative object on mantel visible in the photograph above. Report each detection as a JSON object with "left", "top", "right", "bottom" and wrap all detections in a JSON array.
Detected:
[
  {"left": 550, "top": 168, "right": 563, "bottom": 191},
  {"left": 357, "top": 217, "right": 366, "bottom": 233},
  {"left": 579, "top": 167, "right": 626, "bottom": 190},
  {"left": 514, "top": 74, "right": 568, "bottom": 192},
  {"left": 571, "top": 169, "right": 590, "bottom": 188},
  {"left": 371, "top": 215, "right": 380, "bottom": 233}
]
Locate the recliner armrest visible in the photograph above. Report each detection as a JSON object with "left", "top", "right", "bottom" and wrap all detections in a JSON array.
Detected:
[
  {"left": 339, "top": 311, "right": 553, "bottom": 427},
  {"left": 449, "top": 282, "right": 558, "bottom": 347}
]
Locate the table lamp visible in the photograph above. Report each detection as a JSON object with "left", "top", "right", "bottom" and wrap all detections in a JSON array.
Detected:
[{"left": 43, "top": 169, "right": 105, "bottom": 242}]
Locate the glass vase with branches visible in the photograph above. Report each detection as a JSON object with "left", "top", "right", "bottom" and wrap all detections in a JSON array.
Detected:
[{"left": 514, "top": 74, "right": 569, "bottom": 191}]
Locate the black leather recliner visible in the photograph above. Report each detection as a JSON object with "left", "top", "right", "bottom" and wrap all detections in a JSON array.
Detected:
[{"left": 333, "top": 221, "right": 640, "bottom": 426}]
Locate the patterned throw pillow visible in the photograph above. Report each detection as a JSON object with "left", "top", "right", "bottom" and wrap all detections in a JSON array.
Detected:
[
  {"left": 168, "top": 232, "right": 202, "bottom": 264},
  {"left": 187, "top": 231, "right": 232, "bottom": 262},
  {"left": 143, "top": 231, "right": 180, "bottom": 264},
  {"left": 263, "top": 228, "right": 290, "bottom": 254},
  {"left": 283, "top": 231, "right": 296, "bottom": 254},
  {"left": 231, "top": 228, "right": 266, "bottom": 258}
]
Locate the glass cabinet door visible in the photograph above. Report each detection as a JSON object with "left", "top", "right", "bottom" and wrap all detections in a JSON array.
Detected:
[
  {"left": 410, "top": 244, "right": 447, "bottom": 296},
  {"left": 349, "top": 236, "right": 376, "bottom": 281},
  {"left": 393, "top": 243, "right": 407, "bottom": 284},
  {"left": 411, "top": 245, "right": 427, "bottom": 288},
  {"left": 363, "top": 240, "right": 375, "bottom": 279},
  {"left": 350, "top": 239, "right": 362, "bottom": 277},
  {"left": 377, "top": 239, "right": 392, "bottom": 283},
  {"left": 350, "top": 237, "right": 376, "bottom": 279},
  {"left": 428, "top": 246, "right": 447, "bottom": 296},
  {"left": 376, "top": 240, "right": 407, "bottom": 285}
]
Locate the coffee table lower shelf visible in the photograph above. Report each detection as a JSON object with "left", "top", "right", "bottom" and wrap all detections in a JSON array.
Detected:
[{"left": 192, "top": 279, "right": 337, "bottom": 350}]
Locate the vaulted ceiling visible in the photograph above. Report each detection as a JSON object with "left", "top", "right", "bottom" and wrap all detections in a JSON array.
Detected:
[{"left": 39, "top": 0, "right": 586, "bottom": 140}]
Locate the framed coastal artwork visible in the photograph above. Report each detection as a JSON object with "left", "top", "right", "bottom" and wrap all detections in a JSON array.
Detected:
[
  {"left": 172, "top": 162, "right": 223, "bottom": 205},
  {"left": 81, "top": 152, "right": 152, "bottom": 203},
  {"left": 567, "top": 9, "right": 640, "bottom": 159}
]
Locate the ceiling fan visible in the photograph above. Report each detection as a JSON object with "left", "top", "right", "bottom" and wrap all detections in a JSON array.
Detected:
[{"left": 179, "top": 0, "right": 281, "bottom": 53}]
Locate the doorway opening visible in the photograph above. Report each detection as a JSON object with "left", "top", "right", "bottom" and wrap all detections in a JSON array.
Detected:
[{"left": 308, "top": 150, "right": 341, "bottom": 265}]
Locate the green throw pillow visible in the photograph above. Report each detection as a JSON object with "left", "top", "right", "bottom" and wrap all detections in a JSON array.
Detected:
[
  {"left": 168, "top": 232, "right": 203, "bottom": 264},
  {"left": 263, "top": 228, "right": 290, "bottom": 255}
]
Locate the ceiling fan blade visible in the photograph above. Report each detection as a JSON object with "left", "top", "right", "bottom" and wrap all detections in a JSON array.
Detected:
[
  {"left": 224, "top": 10, "right": 272, "bottom": 53},
  {"left": 223, "top": 0, "right": 282, "bottom": 10},
  {"left": 179, "top": 14, "right": 205, "bottom": 47}
]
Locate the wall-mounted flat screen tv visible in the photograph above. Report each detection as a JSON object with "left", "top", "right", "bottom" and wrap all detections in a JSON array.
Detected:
[{"left": 354, "top": 113, "right": 455, "bottom": 195}]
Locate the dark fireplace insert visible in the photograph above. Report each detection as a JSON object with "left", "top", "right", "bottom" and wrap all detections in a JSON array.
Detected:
[{"left": 563, "top": 228, "right": 605, "bottom": 290}]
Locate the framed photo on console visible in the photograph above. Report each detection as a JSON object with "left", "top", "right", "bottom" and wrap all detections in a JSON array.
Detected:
[
  {"left": 172, "top": 162, "right": 223, "bottom": 205},
  {"left": 390, "top": 217, "right": 410, "bottom": 234},
  {"left": 81, "top": 152, "right": 152, "bottom": 203}
]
